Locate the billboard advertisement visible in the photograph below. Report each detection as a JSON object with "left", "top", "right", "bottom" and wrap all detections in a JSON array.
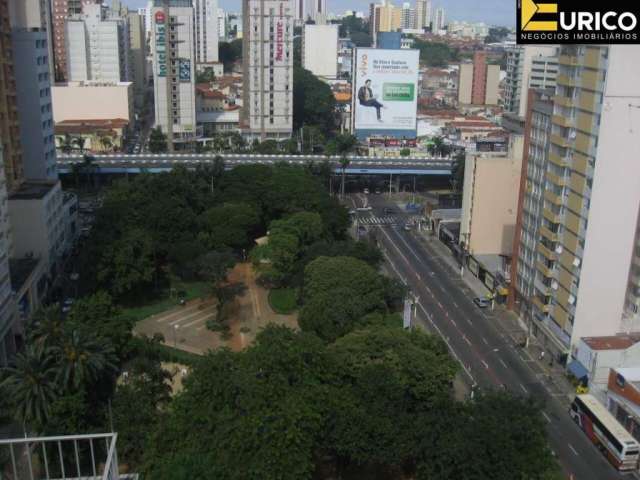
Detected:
[
  {"left": 353, "top": 48, "right": 419, "bottom": 137},
  {"left": 154, "top": 11, "right": 166, "bottom": 77}
]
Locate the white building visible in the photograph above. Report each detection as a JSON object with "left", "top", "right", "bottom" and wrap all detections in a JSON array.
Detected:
[
  {"left": 433, "top": 7, "right": 445, "bottom": 31},
  {"left": 11, "top": 28, "right": 57, "bottom": 180},
  {"left": 573, "top": 335, "right": 640, "bottom": 387},
  {"left": 152, "top": 0, "right": 197, "bottom": 146},
  {"left": 218, "top": 8, "right": 227, "bottom": 39},
  {"left": 302, "top": 24, "right": 338, "bottom": 79},
  {"left": 194, "top": 0, "right": 219, "bottom": 64},
  {"left": 65, "top": 3, "right": 130, "bottom": 83},
  {"left": 52, "top": 81, "right": 134, "bottom": 124},
  {"left": 295, "top": 0, "right": 327, "bottom": 23},
  {"left": 138, "top": 6, "right": 151, "bottom": 38},
  {"left": 415, "top": 0, "right": 431, "bottom": 30},
  {"left": 400, "top": 2, "right": 415, "bottom": 29},
  {"left": 242, "top": 0, "right": 293, "bottom": 140},
  {"left": 504, "top": 46, "right": 558, "bottom": 119}
]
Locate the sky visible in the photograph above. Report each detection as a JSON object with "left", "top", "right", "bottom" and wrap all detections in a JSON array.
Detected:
[{"left": 122, "top": 0, "right": 515, "bottom": 27}]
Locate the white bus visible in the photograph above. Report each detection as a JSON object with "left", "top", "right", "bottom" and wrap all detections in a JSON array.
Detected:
[{"left": 570, "top": 394, "right": 640, "bottom": 472}]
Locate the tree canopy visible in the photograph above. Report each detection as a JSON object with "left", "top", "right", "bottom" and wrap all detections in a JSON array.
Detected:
[{"left": 293, "top": 65, "right": 336, "bottom": 132}]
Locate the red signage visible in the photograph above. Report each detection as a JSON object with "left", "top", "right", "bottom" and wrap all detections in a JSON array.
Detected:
[{"left": 155, "top": 11, "right": 165, "bottom": 23}]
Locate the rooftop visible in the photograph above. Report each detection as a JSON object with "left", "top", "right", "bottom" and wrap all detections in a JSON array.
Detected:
[
  {"left": 55, "top": 118, "right": 129, "bottom": 134},
  {"left": 9, "top": 180, "right": 58, "bottom": 201},
  {"left": 582, "top": 334, "right": 640, "bottom": 351},
  {"left": 614, "top": 367, "right": 640, "bottom": 382}
]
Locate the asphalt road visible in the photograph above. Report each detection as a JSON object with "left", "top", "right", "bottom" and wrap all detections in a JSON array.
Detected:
[{"left": 351, "top": 193, "right": 623, "bottom": 480}]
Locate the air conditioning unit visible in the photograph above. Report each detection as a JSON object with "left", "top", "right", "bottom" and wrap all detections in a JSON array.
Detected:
[
  {"left": 568, "top": 294, "right": 576, "bottom": 305},
  {"left": 551, "top": 281, "right": 559, "bottom": 290},
  {"left": 555, "top": 245, "right": 563, "bottom": 254},
  {"left": 569, "top": 130, "right": 577, "bottom": 140},
  {"left": 573, "top": 257, "right": 581, "bottom": 267}
]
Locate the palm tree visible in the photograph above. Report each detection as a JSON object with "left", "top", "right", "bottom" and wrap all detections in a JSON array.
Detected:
[
  {"left": 54, "top": 329, "right": 117, "bottom": 391},
  {"left": 72, "top": 136, "right": 86, "bottom": 154},
  {"left": 28, "top": 305, "right": 65, "bottom": 348},
  {"left": 99, "top": 135, "right": 113, "bottom": 153},
  {"left": 339, "top": 155, "right": 350, "bottom": 199},
  {"left": 60, "top": 133, "right": 74, "bottom": 154},
  {"left": 432, "top": 136, "right": 444, "bottom": 157},
  {"left": 1, "top": 345, "right": 59, "bottom": 425}
]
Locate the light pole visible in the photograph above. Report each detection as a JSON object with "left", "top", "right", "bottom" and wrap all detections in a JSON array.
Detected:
[{"left": 173, "top": 324, "right": 180, "bottom": 348}]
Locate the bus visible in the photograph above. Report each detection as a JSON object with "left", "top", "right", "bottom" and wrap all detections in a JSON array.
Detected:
[{"left": 570, "top": 394, "right": 640, "bottom": 471}]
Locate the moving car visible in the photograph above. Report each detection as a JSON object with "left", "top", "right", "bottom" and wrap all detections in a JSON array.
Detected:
[
  {"left": 403, "top": 224, "right": 412, "bottom": 231},
  {"left": 473, "top": 297, "right": 491, "bottom": 308}
]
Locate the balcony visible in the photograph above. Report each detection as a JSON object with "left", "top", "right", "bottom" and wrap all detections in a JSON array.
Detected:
[
  {"left": 557, "top": 73, "right": 579, "bottom": 87},
  {"left": 543, "top": 207, "right": 562, "bottom": 224},
  {"left": 559, "top": 54, "right": 580, "bottom": 66},
  {"left": 537, "top": 260, "right": 556, "bottom": 278},
  {"left": 549, "top": 151, "right": 570, "bottom": 167},
  {"left": 538, "top": 242, "right": 557, "bottom": 260},
  {"left": 550, "top": 133, "right": 572, "bottom": 148},
  {"left": 552, "top": 114, "right": 573, "bottom": 128},
  {"left": 540, "top": 225, "right": 559, "bottom": 242},
  {"left": 544, "top": 190, "right": 563, "bottom": 206},
  {"left": 546, "top": 171, "right": 567, "bottom": 186},
  {"left": 553, "top": 95, "right": 574, "bottom": 108},
  {"left": 533, "top": 295, "right": 552, "bottom": 313}
]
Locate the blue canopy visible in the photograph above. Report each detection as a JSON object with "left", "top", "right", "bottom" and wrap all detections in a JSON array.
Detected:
[{"left": 567, "top": 360, "right": 589, "bottom": 381}]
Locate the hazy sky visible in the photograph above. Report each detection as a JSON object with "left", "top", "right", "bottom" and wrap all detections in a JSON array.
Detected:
[{"left": 122, "top": 0, "right": 515, "bottom": 27}]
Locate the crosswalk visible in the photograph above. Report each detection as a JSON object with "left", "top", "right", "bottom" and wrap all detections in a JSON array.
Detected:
[{"left": 357, "top": 216, "right": 400, "bottom": 226}]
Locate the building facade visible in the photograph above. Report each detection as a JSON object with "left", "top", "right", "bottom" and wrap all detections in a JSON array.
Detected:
[
  {"left": 127, "top": 11, "right": 147, "bottom": 109},
  {"left": 400, "top": 2, "right": 416, "bottom": 30},
  {"left": 52, "top": 81, "right": 134, "bottom": 124},
  {"left": 415, "top": 0, "right": 431, "bottom": 30},
  {"left": 0, "top": 146, "right": 17, "bottom": 366},
  {"left": 66, "top": 3, "right": 131, "bottom": 83},
  {"left": 51, "top": 0, "right": 83, "bottom": 81},
  {"left": 194, "top": 0, "right": 219, "bottom": 64},
  {"left": 302, "top": 24, "right": 338, "bottom": 79},
  {"left": 433, "top": 7, "right": 445, "bottom": 31},
  {"left": 511, "top": 45, "right": 640, "bottom": 361},
  {"left": 241, "top": 0, "right": 293, "bottom": 140},
  {"left": 504, "top": 46, "right": 558, "bottom": 119},
  {"left": 152, "top": 0, "right": 197, "bottom": 147},
  {"left": 11, "top": 29, "right": 57, "bottom": 180},
  {"left": 457, "top": 51, "right": 499, "bottom": 106}
]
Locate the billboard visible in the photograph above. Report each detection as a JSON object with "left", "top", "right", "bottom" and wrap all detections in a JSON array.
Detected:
[
  {"left": 154, "top": 11, "right": 166, "bottom": 77},
  {"left": 353, "top": 48, "right": 419, "bottom": 138}
]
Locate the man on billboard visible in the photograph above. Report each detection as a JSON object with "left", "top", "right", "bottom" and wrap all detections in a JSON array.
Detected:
[{"left": 357, "top": 79, "right": 385, "bottom": 122}]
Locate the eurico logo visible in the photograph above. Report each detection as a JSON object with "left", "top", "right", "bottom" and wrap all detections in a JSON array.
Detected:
[{"left": 517, "top": 0, "right": 640, "bottom": 44}]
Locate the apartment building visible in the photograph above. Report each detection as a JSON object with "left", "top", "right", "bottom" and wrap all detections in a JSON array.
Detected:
[
  {"left": 400, "top": 3, "right": 416, "bottom": 30},
  {"left": 51, "top": 0, "right": 83, "bottom": 81},
  {"left": 415, "top": 0, "right": 431, "bottom": 30},
  {"left": 295, "top": 0, "right": 326, "bottom": 23},
  {"left": 152, "top": 0, "right": 197, "bottom": 147},
  {"left": 194, "top": 0, "right": 219, "bottom": 64},
  {"left": 66, "top": 3, "right": 131, "bottom": 83},
  {"left": 504, "top": 46, "right": 558, "bottom": 119},
  {"left": 127, "top": 11, "right": 147, "bottom": 108},
  {"left": 433, "top": 7, "right": 445, "bottom": 31},
  {"left": 0, "top": 146, "right": 16, "bottom": 366},
  {"left": 302, "top": 24, "right": 338, "bottom": 79},
  {"left": 511, "top": 45, "right": 640, "bottom": 361},
  {"left": 241, "top": 0, "right": 293, "bottom": 140},
  {"left": 458, "top": 51, "right": 500, "bottom": 106}
]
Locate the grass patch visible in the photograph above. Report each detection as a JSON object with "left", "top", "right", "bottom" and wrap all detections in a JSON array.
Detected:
[
  {"left": 121, "top": 281, "right": 209, "bottom": 322},
  {"left": 268, "top": 288, "right": 298, "bottom": 314},
  {"left": 153, "top": 343, "right": 203, "bottom": 365}
]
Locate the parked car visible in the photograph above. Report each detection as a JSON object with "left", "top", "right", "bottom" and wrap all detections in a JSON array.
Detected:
[
  {"left": 363, "top": 188, "right": 370, "bottom": 194},
  {"left": 62, "top": 298, "right": 75, "bottom": 313},
  {"left": 473, "top": 297, "right": 491, "bottom": 308}
]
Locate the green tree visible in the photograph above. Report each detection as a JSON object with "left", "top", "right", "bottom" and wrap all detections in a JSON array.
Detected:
[
  {"left": 54, "top": 328, "right": 117, "bottom": 391},
  {"left": 413, "top": 40, "right": 459, "bottom": 67},
  {"left": 339, "top": 155, "right": 350, "bottom": 199},
  {"left": 199, "top": 203, "right": 260, "bottom": 250},
  {"left": 219, "top": 39, "right": 243, "bottom": 71},
  {"left": 269, "top": 212, "right": 324, "bottom": 246},
  {"left": 350, "top": 31, "right": 372, "bottom": 47},
  {"left": 400, "top": 147, "right": 411, "bottom": 157},
  {"left": 148, "top": 127, "right": 168, "bottom": 153},
  {"left": 293, "top": 65, "right": 336, "bottom": 131},
  {"left": 28, "top": 305, "right": 65, "bottom": 348},
  {"left": 2, "top": 345, "right": 58, "bottom": 425},
  {"left": 299, "top": 256, "right": 385, "bottom": 341},
  {"left": 451, "top": 151, "right": 465, "bottom": 192},
  {"left": 252, "top": 139, "right": 280, "bottom": 154}
]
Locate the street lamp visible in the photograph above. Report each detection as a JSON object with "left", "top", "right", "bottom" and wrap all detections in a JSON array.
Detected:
[{"left": 173, "top": 324, "right": 180, "bottom": 349}]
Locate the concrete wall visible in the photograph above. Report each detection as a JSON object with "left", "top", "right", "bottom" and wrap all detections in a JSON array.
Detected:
[
  {"left": 577, "top": 341, "right": 640, "bottom": 385},
  {"left": 572, "top": 46, "right": 640, "bottom": 344},
  {"left": 52, "top": 82, "right": 133, "bottom": 123},
  {"left": 457, "top": 63, "right": 473, "bottom": 105},
  {"left": 462, "top": 135, "right": 523, "bottom": 256},
  {"left": 303, "top": 24, "right": 338, "bottom": 79},
  {"left": 485, "top": 64, "right": 500, "bottom": 106}
]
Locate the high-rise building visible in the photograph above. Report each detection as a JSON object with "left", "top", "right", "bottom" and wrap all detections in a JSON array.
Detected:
[
  {"left": 415, "top": 0, "right": 431, "bottom": 30},
  {"left": 138, "top": 6, "right": 152, "bottom": 38},
  {"left": 400, "top": 2, "right": 416, "bottom": 29},
  {"left": 504, "top": 46, "right": 558, "bottom": 119},
  {"left": 302, "top": 24, "right": 338, "bottom": 79},
  {"left": 0, "top": 0, "right": 23, "bottom": 191},
  {"left": 457, "top": 51, "right": 500, "bottom": 106},
  {"left": 218, "top": 8, "right": 227, "bottom": 39},
  {"left": 151, "top": 0, "right": 197, "bottom": 148},
  {"left": 194, "top": 0, "right": 219, "bottom": 64},
  {"left": 66, "top": 3, "right": 131, "bottom": 83},
  {"left": 433, "top": 6, "right": 445, "bottom": 31},
  {"left": 295, "top": 0, "right": 326, "bottom": 23},
  {"left": 510, "top": 45, "right": 640, "bottom": 360},
  {"left": 241, "top": 0, "right": 293, "bottom": 140},
  {"left": 128, "top": 11, "right": 147, "bottom": 108},
  {"left": 51, "top": 0, "right": 84, "bottom": 81}
]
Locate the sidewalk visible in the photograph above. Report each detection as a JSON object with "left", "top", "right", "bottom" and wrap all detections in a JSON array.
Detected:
[{"left": 411, "top": 226, "right": 577, "bottom": 404}]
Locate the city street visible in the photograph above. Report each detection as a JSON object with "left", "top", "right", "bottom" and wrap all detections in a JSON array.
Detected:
[{"left": 350, "top": 192, "right": 623, "bottom": 480}]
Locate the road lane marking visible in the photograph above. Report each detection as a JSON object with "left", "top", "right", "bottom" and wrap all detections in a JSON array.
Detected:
[
  {"left": 568, "top": 444, "right": 579, "bottom": 456},
  {"left": 450, "top": 318, "right": 457, "bottom": 327},
  {"left": 542, "top": 412, "right": 552, "bottom": 423},
  {"left": 499, "top": 358, "right": 508, "bottom": 369},
  {"left": 481, "top": 360, "right": 489, "bottom": 369},
  {"left": 520, "top": 383, "right": 528, "bottom": 394},
  {"left": 453, "top": 302, "right": 459, "bottom": 308},
  {"left": 481, "top": 337, "right": 488, "bottom": 345},
  {"left": 462, "top": 335, "right": 471, "bottom": 346}
]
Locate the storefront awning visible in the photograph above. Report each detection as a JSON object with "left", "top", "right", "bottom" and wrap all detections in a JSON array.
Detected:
[{"left": 567, "top": 359, "right": 589, "bottom": 381}]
